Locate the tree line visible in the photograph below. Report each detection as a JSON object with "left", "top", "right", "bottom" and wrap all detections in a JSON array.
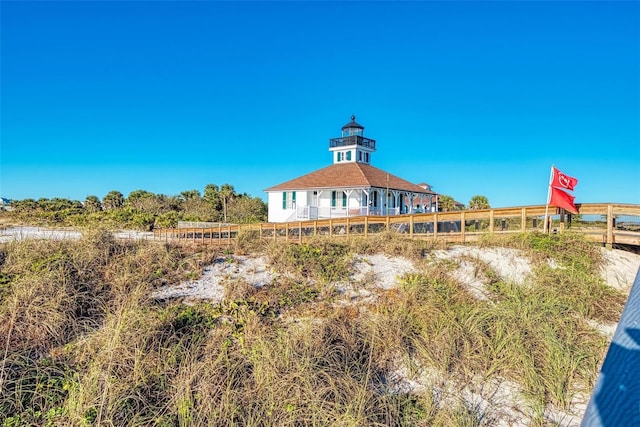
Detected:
[
  {"left": 5, "top": 188, "right": 489, "bottom": 230},
  {"left": 7, "top": 184, "right": 267, "bottom": 230},
  {"left": 437, "top": 194, "right": 490, "bottom": 211}
]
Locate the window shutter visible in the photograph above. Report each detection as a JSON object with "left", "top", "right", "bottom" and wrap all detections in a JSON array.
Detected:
[
  {"left": 331, "top": 191, "right": 336, "bottom": 207},
  {"left": 282, "top": 192, "right": 287, "bottom": 209},
  {"left": 342, "top": 192, "right": 347, "bottom": 207}
]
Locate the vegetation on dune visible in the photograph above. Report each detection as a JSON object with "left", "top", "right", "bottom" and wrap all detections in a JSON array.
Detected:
[
  {"left": 3, "top": 183, "right": 267, "bottom": 231},
  {"left": 0, "top": 231, "right": 626, "bottom": 426}
]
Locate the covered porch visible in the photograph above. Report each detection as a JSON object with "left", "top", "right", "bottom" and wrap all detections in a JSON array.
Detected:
[{"left": 292, "top": 187, "right": 436, "bottom": 221}]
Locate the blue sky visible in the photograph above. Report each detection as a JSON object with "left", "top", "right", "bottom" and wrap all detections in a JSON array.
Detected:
[{"left": 2, "top": 1, "right": 639, "bottom": 208}]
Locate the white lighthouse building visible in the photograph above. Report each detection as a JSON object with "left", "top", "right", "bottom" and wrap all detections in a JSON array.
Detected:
[{"left": 265, "top": 116, "right": 437, "bottom": 223}]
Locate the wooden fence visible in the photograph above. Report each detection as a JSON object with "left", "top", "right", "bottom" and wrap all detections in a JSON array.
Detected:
[{"left": 153, "top": 203, "right": 640, "bottom": 248}]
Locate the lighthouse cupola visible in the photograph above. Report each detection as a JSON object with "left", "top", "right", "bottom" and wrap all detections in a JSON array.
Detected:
[{"left": 328, "top": 115, "right": 376, "bottom": 165}]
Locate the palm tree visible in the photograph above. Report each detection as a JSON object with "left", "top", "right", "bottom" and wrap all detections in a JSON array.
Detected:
[
  {"left": 203, "top": 184, "right": 221, "bottom": 210},
  {"left": 220, "top": 184, "right": 235, "bottom": 223},
  {"left": 438, "top": 194, "right": 456, "bottom": 212},
  {"left": 468, "top": 195, "right": 490, "bottom": 210},
  {"left": 180, "top": 190, "right": 201, "bottom": 202}
]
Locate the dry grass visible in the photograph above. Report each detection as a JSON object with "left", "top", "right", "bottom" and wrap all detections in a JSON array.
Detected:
[{"left": 0, "top": 230, "right": 626, "bottom": 426}]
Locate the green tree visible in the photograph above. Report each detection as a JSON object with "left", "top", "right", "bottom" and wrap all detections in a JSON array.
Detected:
[
  {"left": 438, "top": 194, "right": 456, "bottom": 212},
  {"left": 102, "top": 191, "right": 124, "bottom": 211},
  {"left": 126, "top": 190, "right": 167, "bottom": 214},
  {"left": 468, "top": 195, "right": 490, "bottom": 210},
  {"left": 227, "top": 195, "right": 267, "bottom": 223},
  {"left": 156, "top": 194, "right": 182, "bottom": 212},
  {"left": 155, "top": 211, "right": 180, "bottom": 229},
  {"left": 84, "top": 195, "right": 102, "bottom": 213},
  {"left": 180, "top": 189, "right": 206, "bottom": 219}
]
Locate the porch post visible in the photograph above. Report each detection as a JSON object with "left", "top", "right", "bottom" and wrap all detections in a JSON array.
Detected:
[
  {"left": 345, "top": 189, "right": 354, "bottom": 217},
  {"left": 362, "top": 188, "right": 370, "bottom": 216}
]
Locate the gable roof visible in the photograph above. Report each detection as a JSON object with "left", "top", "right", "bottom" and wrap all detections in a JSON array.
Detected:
[{"left": 265, "top": 163, "right": 435, "bottom": 194}]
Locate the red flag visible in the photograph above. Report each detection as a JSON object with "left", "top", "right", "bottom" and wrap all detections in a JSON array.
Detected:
[
  {"left": 549, "top": 186, "right": 578, "bottom": 214},
  {"left": 551, "top": 166, "right": 578, "bottom": 191}
]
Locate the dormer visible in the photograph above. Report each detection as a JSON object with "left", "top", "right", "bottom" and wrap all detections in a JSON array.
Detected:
[{"left": 328, "top": 116, "right": 376, "bottom": 165}]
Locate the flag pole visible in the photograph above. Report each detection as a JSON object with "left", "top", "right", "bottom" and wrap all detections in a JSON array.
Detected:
[{"left": 543, "top": 165, "right": 553, "bottom": 233}]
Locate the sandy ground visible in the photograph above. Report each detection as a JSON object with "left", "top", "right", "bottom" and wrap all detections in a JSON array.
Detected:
[
  {"left": 0, "top": 226, "right": 153, "bottom": 243},
  {"left": 152, "top": 245, "right": 640, "bottom": 306}
]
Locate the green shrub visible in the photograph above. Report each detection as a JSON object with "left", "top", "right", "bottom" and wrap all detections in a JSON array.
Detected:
[{"left": 268, "top": 241, "right": 351, "bottom": 283}]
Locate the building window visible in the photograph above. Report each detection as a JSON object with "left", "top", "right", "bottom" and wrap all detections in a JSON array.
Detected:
[
  {"left": 282, "top": 191, "right": 296, "bottom": 209},
  {"left": 331, "top": 191, "right": 347, "bottom": 208},
  {"left": 358, "top": 152, "right": 362, "bottom": 161},
  {"left": 365, "top": 153, "right": 369, "bottom": 163},
  {"left": 346, "top": 151, "right": 351, "bottom": 161}
]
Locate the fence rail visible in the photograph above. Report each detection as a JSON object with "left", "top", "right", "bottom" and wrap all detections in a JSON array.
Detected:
[{"left": 153, "top": 203, "right": 640, "bottom": 248}]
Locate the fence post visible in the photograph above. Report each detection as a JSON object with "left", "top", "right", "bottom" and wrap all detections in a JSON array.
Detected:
[
  {"left": 460, "top": 211, "right": 465, "bottom": 242},
  {"left": 489, "top": 210, "right": 495, "bottom": 234},
  {"left": 606, "top": 204, "right": 614, "bottom": 249},
  {"left": 364, "top": 216, "right": 369, "bottom": 238},
  {"left": 409, "top": 214, "right": 414, "bottom": 238},
  {"left": 521, "top": 208, "right": 527, "bottom": 232},
  {"left": 299, "top": 222, "right": 302, "bottom": 244},
  {"left": 433, "top": 213, "right": 438, "bottom": 239}
]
